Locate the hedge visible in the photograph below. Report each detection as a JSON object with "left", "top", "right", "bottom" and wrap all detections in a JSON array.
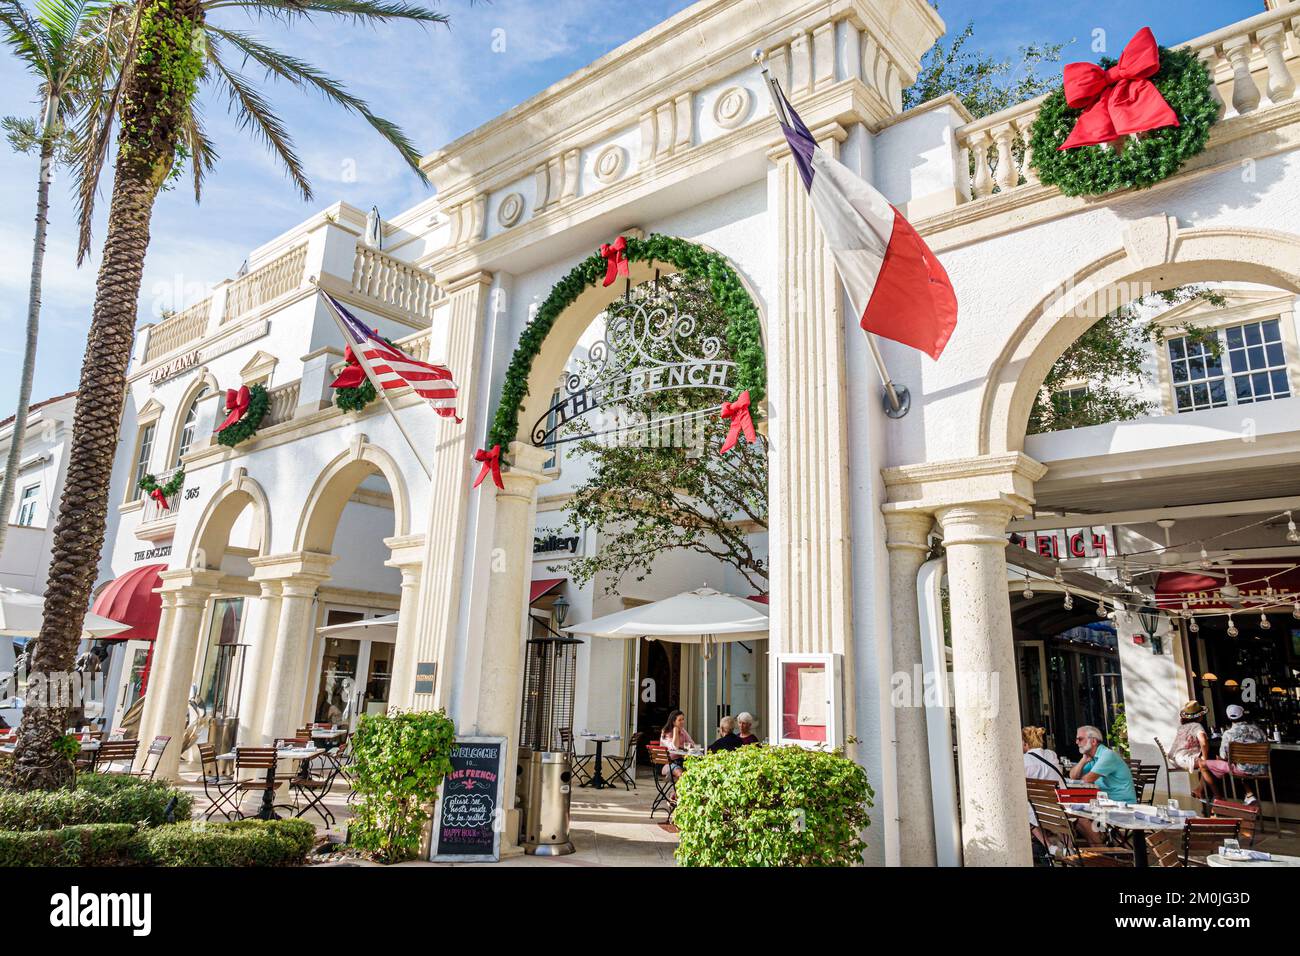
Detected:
[
  {"left": 144, "top": 819, "right": 317, "bottom": 867},
  {"left": 0, "top": 823, "right": 145, "bottom": 866},
  {"left": 672, "top": 745, "right": 874, "bottom": 867},
  {"left": 0, "top": 775, "right": 193, "bottom": 831}
]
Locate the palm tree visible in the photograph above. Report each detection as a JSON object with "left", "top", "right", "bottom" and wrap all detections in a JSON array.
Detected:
[
  {"left": 0, "top": 0, "right": 118, "bottom": 560},
  {"left": 10, "top": 0, "right": 446, "bottom": 788}
]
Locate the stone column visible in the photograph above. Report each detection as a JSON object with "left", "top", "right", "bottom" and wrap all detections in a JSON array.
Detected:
[
  {"left": 236, "top": 576, "right": 283, "bottom": 744},
  {"left": 408, "top": 272, "right": 494, "bottom": 711},
  {"left": 147, "top": 568, "right": 222, "bottom": 780},
  {"left": 252, "top": 553, "right": 336, "bottom": 741},
  {"left": 383, "top": 534, "right": 426, "bottom": 709},
  {"left": 883, "top": 509, "right": 938, "bottom": 866},
  {"left": 936, "top": 502, "right": 1030, "bottom": 867},
  {"left": 136, "top": 590, "right": 177, "bottom": 748},
  {"left": 476, "top": 442, "right": 553, "bottom": 850}
]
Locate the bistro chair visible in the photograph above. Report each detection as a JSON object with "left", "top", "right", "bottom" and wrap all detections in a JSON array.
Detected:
[
  {"left": 1210, "top": 799, "right": 1260, "bottom": 848},
  {"left": 1153, "top": 737, "right": 1193, "bottom": 804},
  {"left": 1130, "top": 763, "right": 1159, "bottom": 805},
  {"left": 1224, "top": 742, "right": 1280, "bottom": 833},
  {"left": 1183, "top": 818, "right": 1241, "bottom": 867},
  {"left": 1145, "top": 829, "right": 1184, "bottom": 867},
  {"left": 289, "top": 751, "right": 342, "bottom": 827},
  {"left": 198, "top": 743, "right": 238, "bottom": 821},
  {"left": 274, "top": 736, "right": 309, "bottom": 749},
  {"left": 231, "top": 747, "right": 285, "bottom": 819},
  {"left": 1028, "top": 793, "right": 1133, "bottom": 867},
  {"left": 558, "top": 727, "right": 592, "bottom": 786},
  {"left": 646, "top": 743, "right": 676, "bottom": 821},
  {"left": 92, "top": 739, "right": 139, "bottom": 774},
  {"left": 606, "top": 732, "right": 641, "bottom": 791},
  {"left": 128, "top": 736, "right": 170, "bottom": 781}
]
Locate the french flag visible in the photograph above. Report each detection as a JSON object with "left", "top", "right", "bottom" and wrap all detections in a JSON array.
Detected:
[{"left": 776, "top": 84, "right": 957, "bottom": 360}]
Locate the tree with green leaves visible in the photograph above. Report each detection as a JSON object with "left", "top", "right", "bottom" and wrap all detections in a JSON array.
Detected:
[
  {"left": 0, "top": 0, "right": 119, "bottom": 563},
  {"left": 557, "top": 272, "right": 768, "bottom": 596},
  {"left": 8, "top": 0, "right": 446, "bottom": 790}
]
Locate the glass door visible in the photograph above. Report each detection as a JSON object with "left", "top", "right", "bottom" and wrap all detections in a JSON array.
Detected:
[
  {"left": 316, "top": 637, "right": 360, "bottom": 726},
  {"left": 359, "top": 639, "right": 393, "bottom": 716}
]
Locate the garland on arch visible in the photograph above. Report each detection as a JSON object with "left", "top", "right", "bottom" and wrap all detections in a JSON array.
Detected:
[
  {"left": 1028, "top": 44, "right": 1219, "bottom": 198},
  {"left": 215, "top": 384, "right": 270, "bottom": 448},
  {"left": 487, "top": 233, "right": 767, "bottom": 451},
  {"left": 137, "top": 469, "right": 185, "bottom": 509}
]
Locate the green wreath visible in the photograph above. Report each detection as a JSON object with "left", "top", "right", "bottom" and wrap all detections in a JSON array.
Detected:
[
  {"left": 216, "top": 384, "right": 270, "bottom": 447},
  {"left": 138, "top": 469, "right": 185, "bottom": 499},
  {"left": 333, "top": 338, "right": 398, "bottom": 414},
  {"left": 1028, "top": 45, "right": 1219, "bottom": 198},
  {"left": 488, "top": 233, "right": 766, "bottom": 450}
]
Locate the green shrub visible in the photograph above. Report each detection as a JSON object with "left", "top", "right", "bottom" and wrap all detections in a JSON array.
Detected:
[
  {"left": 348, "top": 709, "right": 456, "bottom": 863},
  {"left": 0, "top": 774, "right": 192, "bottom": 831},
  {"left": 145, "top": 819, "right": 317, "bottom": 866},
  {"left": 0, "top": 823, "right": 146, "bottom": 866},
  {"left": 672, "top": 745, "right": 874, "bottom": 866}
]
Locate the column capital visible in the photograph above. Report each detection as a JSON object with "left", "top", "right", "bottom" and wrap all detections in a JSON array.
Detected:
[
  {"left": 935, "top": 500, "right": 1018, "bottom": 548},
  {"left": 882, "top": 452, "right": 1046, "bottom": 516},
  {"left": 441, "top": 270, "right": 494, "bottom": 295},
  {"left": 882, "top": 509, "right": 936, "bottom": 554},
  {"left": 498, "top": 441, "right": 555, "bottom": 502},
  {"left": 383, "top": 533, "right": 427, "bottom": 569},
  {"left": 156, "top": 568, "right": 223, "bottom": 603},
  {"left": 248, "top": 550, "right": 338, "bottom": 584}
]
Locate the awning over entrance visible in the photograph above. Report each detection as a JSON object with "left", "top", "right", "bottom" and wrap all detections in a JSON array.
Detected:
[
  {"left": 530, "top": 577, "right": 566, "bottom": 604},
  {"left": 90, "top": 564, "right": 167, "bottom": 641},
  {"left": 1155, "top": 565, "right": 1298, "bottom": 610}
]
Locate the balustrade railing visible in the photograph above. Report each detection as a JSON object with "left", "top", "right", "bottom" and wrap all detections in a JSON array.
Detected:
[
  {"left": 143, "top": 298, "right": 211, "bottom": 363},
  {"left": 952, "top": 7, "right": 1300, "bottom": 207},
  {"left": 351, "top": 246, "right": 443, "bottom": 321},
  {"left": 222, "top": 243, "right": 308, "bottom": 324},
  {"left": 264, "top": 380, "right": 302, "bottom": 427},
  {"left": 140, "top": 466, "right": 185, "bottom": 523}
]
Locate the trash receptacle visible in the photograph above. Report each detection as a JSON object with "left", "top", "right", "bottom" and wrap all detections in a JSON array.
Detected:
[{"left": 524, "top": 750, "right": 574, "bottom": 856}]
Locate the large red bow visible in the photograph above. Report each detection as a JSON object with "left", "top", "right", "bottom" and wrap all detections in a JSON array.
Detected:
[
  {"left": 1059, "top": 27, "right": 1178, "bottom": 150},
  {"left": 600, "top": 236, "right": 629, "bottom": 287},
  {"left": 149, "top": 487, "right": 170, "bottom": 509},
  {"left": 473, "top": 445, "right": 503, "bottom": 490},
  {"left": 720, "top": 390, "right": 756, "bottom": 454},
  {"left": 330, "top": 345, "right": 366, "bottom": 389},
  {"left": 216, "top": 386, "right": 250, "bottom": 432}
]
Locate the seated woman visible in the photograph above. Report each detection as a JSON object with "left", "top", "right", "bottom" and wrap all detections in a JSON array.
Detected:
[
  {"left": 735, "top": 712, "right": 761, "bottom": 745},
  {"left": 660, "top": 709, "right": 696, "bottom": 779},
  {"left": 1022, "top": 726, "right": 1064, "bottom": 849},
  {"left": 708, "top": 715, "right": 741, "bottom": 753},
  {"left": 1170, "top": 700, "right": 1217, "bottom": 804}
]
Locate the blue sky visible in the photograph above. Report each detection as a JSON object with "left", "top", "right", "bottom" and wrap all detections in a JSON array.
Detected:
[{"left": 0, "top": 0, "right": 1264, "bottom": 411}]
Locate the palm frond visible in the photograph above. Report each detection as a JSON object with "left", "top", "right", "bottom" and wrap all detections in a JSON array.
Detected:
[
  {"left": 180, "top": 100, "right": 218, "bottom": 202},
  {"left": 205, "top": 39, "right": 312, "bottom": 199},
  {"left": 208, "top": 26, "right": 425, "bottom": 176},
  {"left": 204, "top": 0, "right": 449, "bottom": 28},
  {"left": 0, "top": 0, "right": 55, "bottom": 78}
]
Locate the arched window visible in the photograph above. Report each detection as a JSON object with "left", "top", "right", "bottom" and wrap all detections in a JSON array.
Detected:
[{"left": 175, "top": 386, "right": 208, "bottom": 466}]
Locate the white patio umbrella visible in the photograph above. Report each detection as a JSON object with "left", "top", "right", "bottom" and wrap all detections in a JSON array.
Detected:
[
  {"left": 564, "top": 588, "right": 769, "bottom": 742},
  {"left": 0, "top": 586, "right": 130, "bottom": 639},
  {"left": 315, "top": 613, "right": 399, "bottom": 640}
]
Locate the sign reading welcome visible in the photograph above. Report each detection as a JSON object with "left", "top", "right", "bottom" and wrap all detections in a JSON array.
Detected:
[{"left": 431, "top": 736, "right": 506, "bottom": 862}]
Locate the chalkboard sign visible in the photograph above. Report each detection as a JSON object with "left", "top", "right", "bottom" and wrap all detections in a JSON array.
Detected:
[{"left": 430, "top": 735, "right": 507, "bottom": 862}]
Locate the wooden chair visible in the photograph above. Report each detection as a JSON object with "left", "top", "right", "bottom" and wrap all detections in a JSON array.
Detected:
[
  {"left": 231, "top": 747, "right": 284, "bottom": 818},
  {"left": 92, "top": 739, "right": 139, "bottom": 774},
  {"left": 1183, "top": 818, "right": 1241, "bottom": 867},
  {"left": 1146, "top": 829, "right": 1183, "bottom": 867},
  {"left": 646, "top": 743, "right": 676, "bottom": 821},
  {"left": 274, "top": 736, "right": 309, "bottom": 749},
  {"left": 128, "top": 735, "right": 170, "bottom": 781},
  {"left": 606, "top": 732, "right": 642, "bottom": 790},
  {"left": 198, "top": 743, "right": 238, "bottom": 821},
  {"left": 289, "top": 754, "right": 342, "bottom": 827},
  {"left": 1225, "top": 742, "right": 1279, "bottom": 833},
  {"left": 1130, "top": 764, "right": 1160, "bottom": 805},
  {"left": 558, "top": 727, "right": 592, "bottom": 785},
  {"left": 1210, "top": 799, "right": 1260, "bottom": 847},
  {"left": 1028, "top": 794, "right": 1133, "bottom": 867}
]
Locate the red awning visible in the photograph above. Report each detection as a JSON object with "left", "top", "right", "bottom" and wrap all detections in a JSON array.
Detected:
[
  {"left": 530, "top": 577, "right": 565, "bottom": 604},
  {"left": 747, "top": 594, "right": 769, "bottom": 605},
  {"left": 91, "top": 564, "right": 167, "bottom": 641},
  {"left": 1155, "top": 564, "right": 1300, "bottom": 610}
]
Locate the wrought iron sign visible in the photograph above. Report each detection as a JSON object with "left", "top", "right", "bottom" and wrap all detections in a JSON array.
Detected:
[{"left": 530, "top": 295, "right": 736, "bottom": 447}]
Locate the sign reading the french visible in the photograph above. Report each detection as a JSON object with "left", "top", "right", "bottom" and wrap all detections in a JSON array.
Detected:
[{"left": 432, "top": 736, "right": 506, "bottom": 862}]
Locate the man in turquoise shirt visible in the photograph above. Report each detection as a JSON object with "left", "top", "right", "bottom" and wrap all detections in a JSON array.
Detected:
[{"left": 1069, "top": 725, "right": 1137, "bottom": 845}]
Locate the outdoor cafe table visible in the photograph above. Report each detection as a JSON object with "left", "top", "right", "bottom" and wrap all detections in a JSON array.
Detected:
[
  {"left": 218, "top": 747, "right": 323, "bottom": 821},
  {"left": 0, "top": 740, "right": 98, "bottom": 755},
  {"left": 1207, "top": 852, "right": 1300, "bottom": 867},
  {"left": 1064, "top": 803, "right": 1187, "bottom": 868},
  {"left": 579, "top": 732, "right": 620, "bottom": 790}
]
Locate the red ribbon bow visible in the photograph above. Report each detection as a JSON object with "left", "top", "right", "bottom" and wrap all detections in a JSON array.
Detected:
[
  {"left": 330, "top": 345, "right": 367, "bottom": 390},
  {"left": 216, "top": 385, "right": 250, "bottom": 432},
  {"left": 473, "top": 445, "right": 504, "bottom": 490},
  {"left": 1059, "top": 27, "right": 1179, "bottom": 150},
  {"left": 719, "top": 390, "right": 756, "bottom": 454},
  {"left": 149, "top": 487, "right": 170, "bottom": 509},
  {"left": 600, "top": 236, "right": 629, "bottom": 287}
]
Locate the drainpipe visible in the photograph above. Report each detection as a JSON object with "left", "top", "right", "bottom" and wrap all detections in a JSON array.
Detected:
[{"left": 917, "top": 557, "right": 962, "bottom": 866}]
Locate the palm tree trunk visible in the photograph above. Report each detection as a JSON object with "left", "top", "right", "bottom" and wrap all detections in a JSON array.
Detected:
[
  {"left": 11, "top": 0, "right": 202, "bottom": 789},
  {"left": 0, "top": 100, "right": 57, "bottom": 558}
]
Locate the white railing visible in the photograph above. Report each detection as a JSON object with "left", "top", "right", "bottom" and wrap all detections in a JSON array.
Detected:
[
  {"left": 140, "top": 466, "right": 185, "bottom": 522},
  {"left": 953, "top": 6, "right": 1300, "bottom": 206},
  {"left": 264, "top": 380, "right": 302, "bottom": 427},
  {"left": 222, "top": 243, "right": 308, "bottom": 323},
  {"left": 351, "top": 246, "right": 443, "bottom": 321},
  {"left": 143, "top": 298, "right": 211, "bottom": 363}
]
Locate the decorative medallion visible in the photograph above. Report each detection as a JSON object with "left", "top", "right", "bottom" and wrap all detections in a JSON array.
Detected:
[
  {"left": 593, "top": 144, "right": 626, "bottom": 185},
  {"left": 713, "top": 86, "right": 753, "bottom": 130},
  {"left": 497, "top": 192, "right": 525, "bottom": 228}
]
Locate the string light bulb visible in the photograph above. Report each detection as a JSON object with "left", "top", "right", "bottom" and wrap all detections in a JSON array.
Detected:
[
  {"left": 1189, "top": 616, "right": 1200, "bottom": 633},
  {"left": 1022, "top": 572, "right": 1034, "bottom": 601},
  {"left": 1200, "top": 545, "right": 1212, "bottom": 570},
  {"left": 1293, "top": 601, "right": 1300, "bottom": 620},
  {"left": 1261, "top": 613, "right": 1272, "bottom": 630},
  {"left": 1053, "top": 567, "right": 1064, "bottom": 585},
  {"left": 1226, "top": 614, "right": 1239, "bottom": 638},
  {"left": 1063, "top": 589, "right": 1074, "bottom": 611},
  {"left": 1180, "top": 601, "right": 1191, "bottom": 620},
  {"left": 1097, "top": 598, "right": 1109, "bottom": 618},
  {"left": 1288, "top": 511, "right": 1300, "bottom": 544}
]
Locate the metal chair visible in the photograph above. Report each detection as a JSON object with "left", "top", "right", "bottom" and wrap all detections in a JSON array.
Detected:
[
  {"left": 128, "top": 735, "right": 170, "bottom": 780},
  {"left": 1225, "top": 742, "right": 1280, "bottom": 833},
  {"left": 1153, "top": 737, "right": 1193, "bottom": 804},
  {"left": 92, "top": 739, "right": 139, "bottom": 774},
  {"left": 197, "top": 743, "right": 238, "bottom": 821},
  {"left": 606, "top": 732, "right": 641, "bottom": 790},
  {"left": 290, "top": 753, "right": 342, "bottom": 827},
  {"left": 558, "top": 727, "right": 592, "bottom": 786},
  {"left": 646, "top": 743, "right": 676, "bottom": 821},
  {"left": 231, "top": 747, "right": 286, "bottom": 819},
  {"left": 1130, "top": 763, "right": 1159, "bottom": 805}
]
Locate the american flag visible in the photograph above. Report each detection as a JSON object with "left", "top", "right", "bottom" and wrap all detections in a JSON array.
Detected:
[{"left": 321, "top": 290, "right": 461, "bottom": 422}]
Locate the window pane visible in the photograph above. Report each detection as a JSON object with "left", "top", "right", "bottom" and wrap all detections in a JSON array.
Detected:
[
  {"left": 1225, "top": 326, "right": 1243, "bottom": 349},
  {"left": 1272, "top": 370, "right": 1290, "bottom": 397},
  {"left": 1267, "top": 343, "right": 1284, "bottom": 366},
  {"left": 1168, "top": 338, "right": 1186, "bottom": 360},
  {"left": 1244, "top": 323, "right": 1262, "bottom": 346},
  {"left": 1261, "top": 319, "right": 1281, "bottom": 342},
  {"left": 1247, "top": 346, "right": 1266, "bottom": 369},
  {"left": 1235, "top": 375, "right": 1253, "bottom": 402},
  {"left": 1209, "top": 380, "right": 1227, "bottom": 406},
  {"left": 1192, "top": 383, "right": 1208, "bottom": 406}
]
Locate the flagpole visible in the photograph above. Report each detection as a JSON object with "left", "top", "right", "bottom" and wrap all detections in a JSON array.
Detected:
[
  {"left": 312, "top": 283, "right": 435, "bottom": 481},
  {"left": 754, "top": 49, "right": 911, "bottom": 420}
]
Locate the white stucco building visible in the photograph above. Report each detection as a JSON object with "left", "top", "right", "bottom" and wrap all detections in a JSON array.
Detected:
[{"left": 88, "top": 0, "right": 1300, "bottom": 866}]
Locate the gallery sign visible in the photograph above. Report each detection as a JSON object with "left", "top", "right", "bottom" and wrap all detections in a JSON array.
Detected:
[{"left": 534, "top": 532, "right": 580, "bottom": 558}]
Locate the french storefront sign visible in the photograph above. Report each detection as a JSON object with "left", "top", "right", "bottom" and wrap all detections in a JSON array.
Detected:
[
  {"left": 1009, "top": 526, "right": 1111, "bottom": 560},
  {"left": 431, "top": 736, "right": 506, "bottom": 863}
]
